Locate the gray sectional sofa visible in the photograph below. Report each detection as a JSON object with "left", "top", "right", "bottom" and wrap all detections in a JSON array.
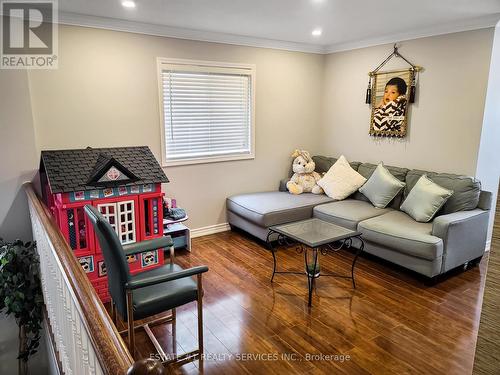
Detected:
[{"left": 226, "top": 156, "right": 492, "bottom": 279}]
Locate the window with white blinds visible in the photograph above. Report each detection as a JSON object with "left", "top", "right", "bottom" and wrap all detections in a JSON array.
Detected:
[{"left": 158, "top": 59, "right": 255, "bottom": 166}]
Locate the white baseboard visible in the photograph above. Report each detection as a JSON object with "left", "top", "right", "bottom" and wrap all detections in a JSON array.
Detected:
[
  {"left": 191, "top": 222, "right": 231, "bottom": 238},
  {"left": 485, "top": 240, "right": 491, "bottom": 252}
]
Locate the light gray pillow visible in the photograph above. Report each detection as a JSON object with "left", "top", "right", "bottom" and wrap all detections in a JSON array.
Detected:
[
  {"left": 358, "top": 163, "right": 406, "bottom": 208},
  {"left": 400, "top": 175, "right": 454, "bottom": 222}
]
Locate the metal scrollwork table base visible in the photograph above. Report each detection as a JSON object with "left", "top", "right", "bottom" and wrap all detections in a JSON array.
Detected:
[{"left": 266, "top": 219, "right": 364, "bottom": 307}]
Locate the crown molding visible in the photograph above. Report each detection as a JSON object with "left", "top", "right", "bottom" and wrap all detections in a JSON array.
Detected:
[
  {"left": 57, "top": 11, "right": 499, "bottom": 55},
  {"left": 58, "top": 11, "right": 327, "bottom": 54},
  {"left": 324, "top": 13, "right": 500, "bottom": 54}
]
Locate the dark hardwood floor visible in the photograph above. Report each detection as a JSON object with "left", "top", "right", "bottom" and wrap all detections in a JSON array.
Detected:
[
  {"left": 118, "top": 230, "right": 487, "bottom": 374},
  {"left": 473, "top": 190, "right": 500, "bottom": 374}
]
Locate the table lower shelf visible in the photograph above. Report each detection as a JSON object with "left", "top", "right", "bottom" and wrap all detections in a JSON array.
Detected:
[{"left": 164, "top": 222, "right": 191, "bottom": 251}]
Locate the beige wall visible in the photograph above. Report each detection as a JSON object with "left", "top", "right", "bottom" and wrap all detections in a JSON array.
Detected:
[
  {"left": 0, "top": 70, "right": 38, "bottom": 241},
  {"left": 0, "top": 69, "right": 48, "bottom": 375},
  {"left": 321, "top": 29, "right": 494, "bottom": 176},
  {"left": 28, "top": 25, "right": 325, "bottom": 230}
]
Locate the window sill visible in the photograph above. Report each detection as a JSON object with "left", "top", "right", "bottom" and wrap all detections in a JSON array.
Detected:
[{"left": 163, "top": 153, "right": 255, "bottom": 167}]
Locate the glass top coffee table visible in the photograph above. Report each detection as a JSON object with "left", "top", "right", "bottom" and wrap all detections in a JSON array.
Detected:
[{"left": 266, "top": 218, "right": 364, "bottom": 307}]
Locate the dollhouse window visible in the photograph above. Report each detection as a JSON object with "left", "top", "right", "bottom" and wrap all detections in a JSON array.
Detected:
[
  {"left": 118, "top": 201, "right": 136, "bottom": 244},
  {"left": 143, "top": 200, "right": 150, "bottom": 235},
  {"left": 67, "top": 209, "right": 77, "bottom": 249},
  {"left": 142, "top": 197, "right": 160, "bottom": 237},
  {"left": 76, "top": 207, "right": 87, "bottom": 249},
  {"left": 98, "top": 203, "right": 118, "bottom": 233},
  {"left": 98, "top": 201, "right": 136, "bottom": 245},
  {"left": 66, "top": 207, "right": 88, "bottom": 250}
]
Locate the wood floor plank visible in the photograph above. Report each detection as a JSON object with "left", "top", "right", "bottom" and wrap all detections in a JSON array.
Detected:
[{"left": 470, "top": 188, "right": 499, "bottom": 374}]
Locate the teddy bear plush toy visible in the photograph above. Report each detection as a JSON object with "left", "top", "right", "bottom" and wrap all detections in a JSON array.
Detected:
[{"left": 286, "top": 149, "right": 324, "bottom": 195}]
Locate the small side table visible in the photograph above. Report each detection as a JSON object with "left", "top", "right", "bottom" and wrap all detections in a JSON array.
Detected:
[
  {"left": 267, "top": 218, "right": 364, "bottom": 307},
  {"left": 164, "top": 218, "right": 191, "bottom": 252}
]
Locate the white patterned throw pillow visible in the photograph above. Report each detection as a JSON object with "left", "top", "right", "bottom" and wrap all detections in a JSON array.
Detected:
[{"left": 317, "top": 155, "right": 367, "bottom": 200}]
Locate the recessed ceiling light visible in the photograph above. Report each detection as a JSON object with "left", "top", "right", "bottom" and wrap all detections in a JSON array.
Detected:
[
  {"left": 122, "top": 1, "right": 136, "bottom": 8},
  {"left": 312, "top": 28, "right": 322, "bottom": 37}
]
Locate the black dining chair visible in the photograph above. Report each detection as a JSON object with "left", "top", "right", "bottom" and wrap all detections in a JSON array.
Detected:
[{"left": 84, "top": 205, "right": 208, "bottom": 363}]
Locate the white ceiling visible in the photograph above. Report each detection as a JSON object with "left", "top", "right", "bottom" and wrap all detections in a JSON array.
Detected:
[{"left": 59, "top": 0, "right": 500, "bottom": 53}]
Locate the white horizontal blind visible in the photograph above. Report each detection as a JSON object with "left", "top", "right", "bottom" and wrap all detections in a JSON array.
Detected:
[{"left": 161, "top": 67, "right": 252, "bottom": 162}]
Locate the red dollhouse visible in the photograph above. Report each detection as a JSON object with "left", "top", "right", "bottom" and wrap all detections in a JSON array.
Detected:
[{"left": 39, "top": 146, "right": 169, "bottom": 303}]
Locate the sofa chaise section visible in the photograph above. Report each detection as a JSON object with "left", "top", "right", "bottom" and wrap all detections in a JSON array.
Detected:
[{"left": 227, "top": 191, "right": 333, "bottom": 240}]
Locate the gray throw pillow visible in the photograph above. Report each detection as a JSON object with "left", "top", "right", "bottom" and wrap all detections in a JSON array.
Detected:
[
  {"left": 358, "top": 163, "right": 406, "bottom": 208},
  {"left": 400, "top": 175, "right": 454, "bottom": 222}
]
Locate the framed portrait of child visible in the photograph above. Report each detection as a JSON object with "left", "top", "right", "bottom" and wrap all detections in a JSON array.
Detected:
[{"left": 369, "top": 68, "right": 414, "bottom": 137}]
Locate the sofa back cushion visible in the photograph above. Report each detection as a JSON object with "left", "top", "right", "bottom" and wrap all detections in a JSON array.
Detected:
[
  {"left": 354, "top": 163, "right": 409, "bottom": 208},
  {"left": 312, "top": 156, "right": 361, "bottom": 174},
  {"left": 404, "top": 170, "right": 481, "bottom": 214}
]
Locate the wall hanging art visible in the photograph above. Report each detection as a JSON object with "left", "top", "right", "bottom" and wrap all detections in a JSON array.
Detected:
[{"left": 366, "top": 44, "right": 422, "bottom": 138}]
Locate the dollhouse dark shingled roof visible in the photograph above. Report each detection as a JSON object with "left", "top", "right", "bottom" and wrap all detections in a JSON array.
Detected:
[{"left": 40, "top": 146, "right": 169, "bottom": 193}]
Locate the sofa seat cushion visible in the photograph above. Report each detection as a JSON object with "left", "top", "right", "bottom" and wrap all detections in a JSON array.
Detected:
[
  {"left": 227, "top": 192, "right": 334, "bottom": 227},
  {"left": 358, "top": 211, "right": 443, "bottom": 260},
  {"left": 313, "top": 199, "right": 392, "bottom": 230}
]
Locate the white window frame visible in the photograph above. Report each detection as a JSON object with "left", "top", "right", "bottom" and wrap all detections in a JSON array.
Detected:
[
  {"left": 157, "top": 57, "right": 256, "bottom": 167},
  {"left": 117, "top": 200, "right": 136, "bottom": 245},
  {"left": 97, "top": 200, "right": 136, "bottom": 245},
  {"left": 97, "top": 203, "right": 118, "bottom": 233}
]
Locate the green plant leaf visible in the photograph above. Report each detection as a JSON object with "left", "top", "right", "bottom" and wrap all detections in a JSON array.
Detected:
[{"left": 0, "top": 240, "right": 43, "bottom": 362}]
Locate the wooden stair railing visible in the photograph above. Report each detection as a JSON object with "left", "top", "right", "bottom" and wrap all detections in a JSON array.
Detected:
[{"left": 25, "top": 183, "right": 164, "bottom": 375}]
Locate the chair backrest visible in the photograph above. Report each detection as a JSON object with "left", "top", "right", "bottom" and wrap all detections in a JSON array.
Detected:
[{"left": 84, "top": 205, "right": 131, "bottom": 317}]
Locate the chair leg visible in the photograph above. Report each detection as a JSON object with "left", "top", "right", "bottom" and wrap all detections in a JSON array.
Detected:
[
  {"left": 127, "top": 290, "right": 135, "bottom": 357},
  {"left": 197, "top": 274, "right": 204, "bottom": 356},
  {"left": 169, "top": 245, "right": 175, "bottom": 264},
  {"left": 172, "top": 308, "right": 177, "bottom": 356}
]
